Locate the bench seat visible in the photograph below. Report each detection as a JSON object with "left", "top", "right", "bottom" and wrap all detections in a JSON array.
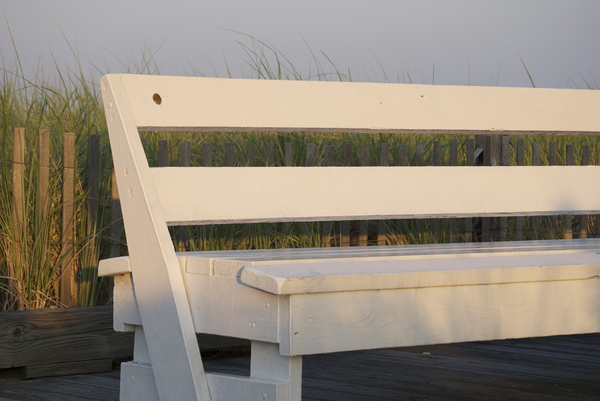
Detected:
[{"left": 100, "top": 239, "right": 600, "bottom": 356}]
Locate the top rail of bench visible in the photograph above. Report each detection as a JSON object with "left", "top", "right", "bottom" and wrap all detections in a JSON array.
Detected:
[{"left": 101, "top": 74, "right": 600, "bottom": 135}]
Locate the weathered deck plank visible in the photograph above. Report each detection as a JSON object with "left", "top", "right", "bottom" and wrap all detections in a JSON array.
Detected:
[{"left": 1, "top": 333, "right": 598, "bottom": 400}]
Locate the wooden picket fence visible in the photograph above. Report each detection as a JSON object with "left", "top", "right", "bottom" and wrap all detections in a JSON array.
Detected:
[{"left": 2, "top": 128, "right": 600, "bottom": 307}]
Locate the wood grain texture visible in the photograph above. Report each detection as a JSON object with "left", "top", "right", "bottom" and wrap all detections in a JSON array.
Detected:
[
  {"left": 2, "top": 333, "right": 599, "bottom": 400},
  {"left": 0, "top": 307, "right": 133, "bottom": 378}
]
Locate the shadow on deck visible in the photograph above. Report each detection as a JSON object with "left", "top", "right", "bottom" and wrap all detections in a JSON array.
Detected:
[{"left": 1, "top": 333, "right": 599, "bottom": 401}]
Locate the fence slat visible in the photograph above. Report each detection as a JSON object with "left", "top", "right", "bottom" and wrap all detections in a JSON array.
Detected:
[
  {"left": 11, "top": 128, "right": 25, "bottom": 237},
  {"left": 378, "top": 144, "right": 389, "bottom": 245},
  {"left": 178, "top": 141, "right": 192, "bottom": 252},
  {"left": 415, "top": 141, "right": 425, "bottom": 166},
  {"left": 158, "top": 139, "right": 169, "bottom": 167},
  {"left": 565, "top": 144, "right": 575, "bottom": 239},
  {"left": 358, "top": 145, "right": 369, "bottom": 246},
  {"left": 449, "top": 139, "right": 459, "bottom": 243},
  {"left": 247, "top": 143, "right": 255, "bottom": 166},
  {"left": 61, "top": 132, "right": 76, "bottom": 307},
  {"left": 549, "top": 142, "right": 559, "bottom": 237},
  {"left": 397, "top": 144, "right": 408, "bottom": 167},
  {"left": 8, "top": 128, "right": 26, "bottom": 309},
  {"left": 530, "top": 142, "right": 541, "bottom": 239},
  {"left": 87, "top": 135, "right": 100, "bottom": 233},
  {"left": 341, "top": 144, "right": 352, "bottom": 245},
  {"left": 481, "top": 136, "right": 492, "bottom": 242},
  {"left": 464, "top": 138, "right": 475, "bottom": 242},
  {"left": 109, "top": 170, "right": 123, "bottom": 259},
  {"left": 39, "top": 129, "right": 50, "bottom": 223},
  {"left": 284, "top": 143, "right": 293, "bottom": 167},
  {"left": 596, "top": 147, "right": 600, "bottom": 237},
  {"left": 202, "top": 142, "right": 213, "bottom": 167},
  {"left": 321, "top": 146, "right": 334, "bottom": 247},
  {"left": 302, "top": 144, "right": 316, "bottom": 246},
  {"left": 225, "top": 142, "right": 235, "bottom": 166},
  {"left": 266, "top": 142, "right": 275, "bottom": 167},
  {"left": 581, "top": 145, "right": 590, "bottom": 239},
  {"left": 515, "top": 139, "right": 525, "bottom": 241},
  {"left": 499, "top": 136, "right": 510, "bottom": 241}
]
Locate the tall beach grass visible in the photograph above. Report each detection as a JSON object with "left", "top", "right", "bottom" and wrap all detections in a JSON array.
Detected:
[{"left": 1, "top": 37, "right": 598, "bottom": 311}]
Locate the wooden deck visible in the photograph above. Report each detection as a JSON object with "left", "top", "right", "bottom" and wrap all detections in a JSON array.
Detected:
[{"left": 1, "top": 333, "right": 598, "bottom": 401}]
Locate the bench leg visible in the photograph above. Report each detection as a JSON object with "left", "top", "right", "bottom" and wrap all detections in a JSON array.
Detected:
[
  {"left": 120, "top": 328, "right": 302, "bottom": 401},
  {"left": 251, "top": 341, "right": 303, "bottom": 401},
  {"left": 120, "top": 326, "right": 159, "bottom": 401},
  {"left": 206, "top": 341, "right": 302, "bottom": 401}
]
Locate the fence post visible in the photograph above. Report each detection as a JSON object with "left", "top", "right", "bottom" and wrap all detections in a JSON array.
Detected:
[
  {"left": 61, "top": 132, "right": 76, "bottom": 307},
  {"left": 358, "top": 144, "right": 370, "bottom": 246},
  {"left": 202, "top": 142, "right": 213, "bottom": 167},
  {"left": 39, "top": 129, "right": 50, "bottom": 223},
  {"left": 87, "top": 135, "right": 100, "bottom": 232},
  {"left": 464, "top": 138, "right": 475, "bottom": 242},
  {"left": 596, "top": 147, "right": 600, "bottom": 237},
  {"left": 449, "top": 139, "right": 458, "bottom": 242},
  {"left": 284, "top": 143, "right": 293, "bottom": 167},
  {"left": 109, "top": 170, "right": 123, "bottom": 259},
  {"left": 341, "top": 144, "right": 352, "bottom": 246},
  {"left": 531, "top": 142, "right": 541, "bottom": 239},
  {"left": 499, "top": 136, "right": 510, "bottom": 241},
  {"left": 9, "top": 128, "right": 25, "bottom": 310},
  {"left": 225, "top": 142, "right": 235, "bottom": 166},
  {"left": 480, "top": 136, "right": 492, "bottom": 242},
  {"left": 377, "top": 143, "right": 389, "bottom": 245},
  {"left": 321, "top": 145, "right": 334, "bottom": 247},
  {"left": 515, "top": 138, "right": 525, "bottom": 240},
  {"left": 302, "top": 144, "right": 317, "bottom": 246},
  {"left": 564, "top": 144, "right": 575, "bottom": 239},
  {"left": 178, "top": 141, "right": 192, "bottom": 252},
  {"left": 11, "top": 128, "right": 25, "bottom": 236},
  {"left": 431, "top": 141, "right": 442, "bottom": 242},
  {"left": 580, "top": 146, "right": 590, "bottom": 239},
  {"left": 266, "top": 142, "right": 275, "bottom": 167}
]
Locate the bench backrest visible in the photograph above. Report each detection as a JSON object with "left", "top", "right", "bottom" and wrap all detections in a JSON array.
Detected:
[{"left": 102, "top": 75, "right": 600, "bottom": 227}]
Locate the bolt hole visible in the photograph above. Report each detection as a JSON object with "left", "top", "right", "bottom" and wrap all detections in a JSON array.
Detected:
[{"left": 153, "top": 93, "right": 162, "bottom": 105}]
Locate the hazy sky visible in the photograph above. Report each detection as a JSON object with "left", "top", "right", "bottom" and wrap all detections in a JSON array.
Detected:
[{"left": 2, "top": 0, "right": 599, "bottom": 88}]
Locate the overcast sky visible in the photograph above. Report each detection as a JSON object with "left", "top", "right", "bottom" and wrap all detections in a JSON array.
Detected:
[{"left": 2, "top": 0, "right": 599, "bottom": 88}]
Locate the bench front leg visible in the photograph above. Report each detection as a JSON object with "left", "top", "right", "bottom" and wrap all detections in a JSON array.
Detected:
[{"left": 251, "top": 341, "right": 302, "bottom": 401}]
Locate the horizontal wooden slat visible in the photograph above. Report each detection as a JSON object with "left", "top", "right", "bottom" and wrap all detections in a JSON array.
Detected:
[
  {"left": 239, "top": 252, "right": 600, "bottom": 295},
  {"left": 104, "top": 74, "right": 600, "bottom": 135},
  {"left": 98, "top": 239, "right": 600, "bottom": 277},
  {"left": 283, "top": 279, "right": 600, "bottom": 356},
  {"left": 152, "top": 166, "right": 600, "bottom": 224}
]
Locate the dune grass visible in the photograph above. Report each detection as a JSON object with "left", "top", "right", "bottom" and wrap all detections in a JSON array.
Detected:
[{"left": 1, "top": 37, "right": 598, "bottom": 311}]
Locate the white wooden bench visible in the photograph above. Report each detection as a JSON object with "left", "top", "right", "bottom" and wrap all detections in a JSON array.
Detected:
[{"left": 98, "top": 74, "right": 600, "bottom": 401}]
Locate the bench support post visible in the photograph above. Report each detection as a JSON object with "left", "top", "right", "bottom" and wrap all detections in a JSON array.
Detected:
[{"left": 251, "top": 341, "right": 302, "bottom": 401}]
